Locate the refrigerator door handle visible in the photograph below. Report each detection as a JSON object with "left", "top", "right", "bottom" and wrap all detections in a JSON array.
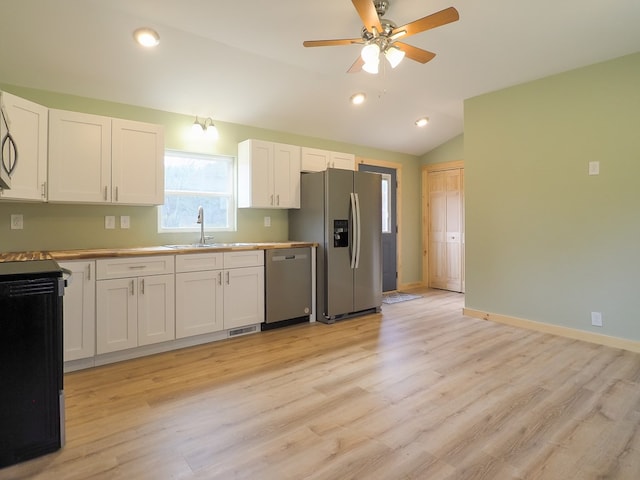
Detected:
[
  {"left": 354, "top": 192, "right": 361, "bottom": 269},
  {"left": 350, "top": 192, "right": 357, "bottom": 269}
]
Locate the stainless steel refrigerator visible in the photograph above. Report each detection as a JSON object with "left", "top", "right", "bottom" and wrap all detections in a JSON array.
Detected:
[{"left": 289, "top": 168, "right": 382, "bottom": 323}]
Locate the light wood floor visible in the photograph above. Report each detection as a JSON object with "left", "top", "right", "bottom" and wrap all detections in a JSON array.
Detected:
[{"left": 4, "top": 288, "right": 640, "bottom": 480}]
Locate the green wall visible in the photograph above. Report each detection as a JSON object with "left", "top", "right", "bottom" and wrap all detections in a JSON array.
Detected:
[
  {"left": 0, "top": 85, "right": 424, "bottom": 285},
  {"left": 420, "top": 133, "right": 464, "bottom": 165},
  {"left": 464, "top": 52, "right": 640, "bottom": 341}
]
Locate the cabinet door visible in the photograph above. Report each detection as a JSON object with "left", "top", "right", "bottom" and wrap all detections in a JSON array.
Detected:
[
  {"left": 330, "top": 152, "right": 355, "bottom": 171},
  {"left": 60, "top": 260, "right": 96, "bottom": 362},
  {"left": 273, "top": 143, "right": 300, "bottom": 208},
  {"left": 0, "top": 93, "right": 48, "bottom": 201},
  {"left": 300, "top": 147, "right": 330, "bottom": 172},
  {"left": 96, "top": 278, "right": 138, "bottom": 354},
  {"left": 223, "top": 266, "right": 264, "bottom": 330},
  {"left": 176, "top": 270, "right": 224, "bottom": 338},
  {"left": 49, "top": 110, "right": 111, "bottom": 203},
  {"left": 112, "top": 119, "right": 164, "bottom": 205},
  {"left": 238, "top": 139, "right": 273, "bottom": 208},
  {"left": 137, "top": 274, "right": 175, "bottom": 346}
]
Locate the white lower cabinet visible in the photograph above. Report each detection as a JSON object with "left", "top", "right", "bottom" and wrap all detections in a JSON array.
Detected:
[
  {"left": 175, "top": 253, "right": 224, "bottom": 338},
  {"left": 175, "top": 251, "right": 264, "bottom": 338},
  {"left": 59, "top": 260, "right": 96, "bottom": 362},
  {"left": 96, "top": 256, "right": 175, "bottom": 354},
  {"left": 223, "top": 265, "right": 264, "bottom": 330}
]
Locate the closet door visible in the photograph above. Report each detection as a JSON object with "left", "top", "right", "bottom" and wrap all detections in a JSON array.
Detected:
[{"left": 428, "top": 168, "right": 463, "bottom": 292}]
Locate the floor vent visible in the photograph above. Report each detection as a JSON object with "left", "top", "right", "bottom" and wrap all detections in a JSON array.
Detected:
[{"left": 228, "top": 325, "right": 258, "bottom": 337}]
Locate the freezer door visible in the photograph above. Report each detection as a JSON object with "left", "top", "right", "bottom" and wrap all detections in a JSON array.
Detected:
[
  {"left": 325, "top": 168, "right": 355, "bottom": 317},
  {"left": 353, "top": 171, "right": 382, "bottom": 311}
]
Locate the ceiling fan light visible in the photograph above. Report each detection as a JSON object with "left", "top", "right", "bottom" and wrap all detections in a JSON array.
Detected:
[
  {"left": 384, "top": 46, "right": 405, "bottom": 69},
  {"left": 350, "top": 93, "right": 366, "bottom": 105},
  {"left": 362, "top": 59, "right": 379, "bottom": 74},
  {"left": 361, "top": 43, "right": 381, "bottom": 64}
]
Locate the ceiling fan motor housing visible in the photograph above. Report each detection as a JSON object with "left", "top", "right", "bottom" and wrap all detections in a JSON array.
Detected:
[{"left": 374, "top": 0, "right": 389, "bottom": 17}]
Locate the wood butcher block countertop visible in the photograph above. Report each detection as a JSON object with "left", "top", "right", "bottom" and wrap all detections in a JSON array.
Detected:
[{"left": 0, "top": 242, "right": 316, "bottom": 263}]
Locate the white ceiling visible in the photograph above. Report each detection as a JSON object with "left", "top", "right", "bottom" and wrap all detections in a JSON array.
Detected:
[{"left": 1, "top": 0, "right": 639, "bottom": 156}]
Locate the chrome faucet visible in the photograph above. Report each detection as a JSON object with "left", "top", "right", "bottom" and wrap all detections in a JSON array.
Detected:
[{"left": 197, "top": 206, "right": 205, "bottom": 244}]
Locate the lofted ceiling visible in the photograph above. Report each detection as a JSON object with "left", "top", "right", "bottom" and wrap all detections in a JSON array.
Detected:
[{"left": 1, "top": 0, "right": 639, "bottom": 156}]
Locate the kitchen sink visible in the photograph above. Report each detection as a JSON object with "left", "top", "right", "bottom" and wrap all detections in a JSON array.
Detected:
[
  {"left": 163, "top": 242, "right": 256, "bottom": 249},
  {"left": 163, "top": 244, "right": 214, "bottom": 249},
  {"left": 213, "top": 242, "right": 255, "bottom": 247}
]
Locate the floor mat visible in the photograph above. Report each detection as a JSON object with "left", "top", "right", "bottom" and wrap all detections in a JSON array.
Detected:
[{"left": 382, "top": 292, "right": 422, "bottom": 304}]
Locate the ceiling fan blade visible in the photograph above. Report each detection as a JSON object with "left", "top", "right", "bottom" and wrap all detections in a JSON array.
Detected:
[
  {"left": 352, "top": 0, "right": 382, "bottom": 33},
  {"left": 347, "top": 56, "right": 364, "bottom": 73},
  {"left": 391, "top": 7, "right": 459, "bottom": 39},
  {"left": 303, "top": 38, "right": 362, "bottom": 47},
  {"left": 394, "top": 42, "right": 436, "bottom": 64}
]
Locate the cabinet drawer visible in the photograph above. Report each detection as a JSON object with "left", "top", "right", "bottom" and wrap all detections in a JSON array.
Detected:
[
  {"left": 175, "top": 253, "right": 223, "bottom": 273},
  {"left": 223, "top": 250, "right": 265, "bottom": 269},
  {"left": 96, "top": 255, "right": 174, "bottom": 280}
]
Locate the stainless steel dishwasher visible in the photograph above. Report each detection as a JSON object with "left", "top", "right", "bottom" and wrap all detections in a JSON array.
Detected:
[{"left": 263, "top": 247, "right": 312, "bottom": 329}]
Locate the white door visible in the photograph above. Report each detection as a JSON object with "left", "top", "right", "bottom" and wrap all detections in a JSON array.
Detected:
[
  {"left": 223, "top": 266, "right": 264, "bottom": 329},
  {"left": 112, "top": 119, "right": 164, "bottom": 205},
  {"left": 176, "top": 270, "right": 224, "bottom": 338},
  {"left": 137, "top": 274, "right": 175, "bottom": 346},
  {"left": 48, "top": 110, "right": 112, "bottom": 203},
  {"left": 273, "top": 142, "right": 300, "bottom": 208},
  {"left": 96, "top": 277, "right": 138, "bottom": 353},
  {"left": 60, "top": 260, "right": 96, "bottom": 361},
  {"left": 0, "top": 93, "right": 48, "bottom": 201}
]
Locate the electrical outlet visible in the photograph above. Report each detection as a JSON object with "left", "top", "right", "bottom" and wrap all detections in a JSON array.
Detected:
[
  {"left": 10, "top": 214, "right": 24, "bottom": 230},
  {"left": 105, "top": 216, "right": 116, "bottom": 229},
  {"left": 591, "top": 311, "right": 603, "bottom": 327},
  {"left": 264, "top": 216, "right": 271, "bottom": 227},
  {"left": 588, "top": 161, "right": 600, "bottom": 175},
  {"left": 120, "top": 216, "right": 130, "bottom": 229}
]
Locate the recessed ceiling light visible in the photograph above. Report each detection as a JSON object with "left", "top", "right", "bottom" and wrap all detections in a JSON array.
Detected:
[
  {"left": 415, "top": 117, "right": 429, "bottom": 127},
  {"left": 133, "top": 27, "right": 160, "bottom": 48},
  {"left": 350, "top": 93, "right": 366, "bottom": 105}
]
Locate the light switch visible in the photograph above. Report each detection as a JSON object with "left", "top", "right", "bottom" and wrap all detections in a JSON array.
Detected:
[
  {"left": 120, "top": 216, "right": 130, "bottom": 229},
  {"left": 588, "top": 161, "right": 600, "bottom": 175},
  {"left": 105, "top": 216, "right": 116, "bottom": 229}
]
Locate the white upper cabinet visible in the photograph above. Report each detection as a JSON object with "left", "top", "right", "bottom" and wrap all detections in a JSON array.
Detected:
[
  {"left": 48, "top": 109, "right": 164, "bottom": 205},
  {"left": 48, "top": 110, "right": 111, "bottom": 203},
  {"left": 300, "top": 147, "right": 355, "bottom": 172},
  {"left": 0, "top": 92, "right": 48, "bottom": 201},
  {"left": 112, "top": 118, "right": 164, "bottom": 205},
  {"left": 238, "top": 139, "right": 301, "bottom": 209}
]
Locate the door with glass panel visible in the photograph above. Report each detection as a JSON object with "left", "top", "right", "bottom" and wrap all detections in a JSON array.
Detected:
[{"left": 358, "top": 164, "right": 397, "bottom": 292}]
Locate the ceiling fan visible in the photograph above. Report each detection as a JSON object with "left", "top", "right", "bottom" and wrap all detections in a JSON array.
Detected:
[{"left": 303, "top": 0, "right": 459, "bottom": 74}]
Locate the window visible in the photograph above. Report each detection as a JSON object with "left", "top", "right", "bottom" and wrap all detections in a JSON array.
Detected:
[
  {"left": 158, "top": 150, "right": 236, "bottom": 232},
  {"left": 380, "top": 172, "right": 392, "bottom": 233}
]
